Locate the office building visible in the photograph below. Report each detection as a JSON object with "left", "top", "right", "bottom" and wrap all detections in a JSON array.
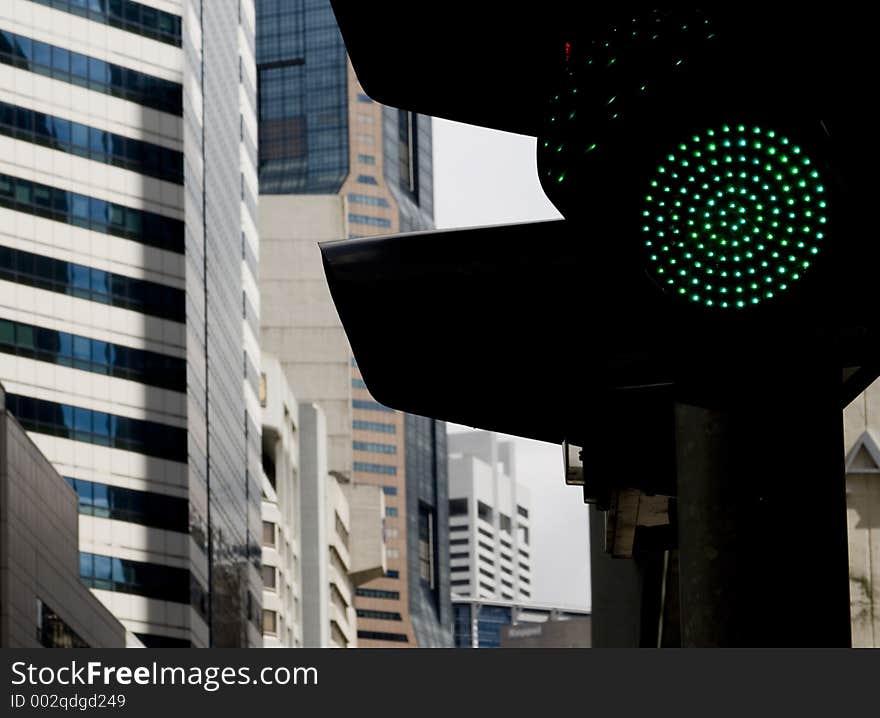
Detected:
[
  {"left": 453, "top": 597, "right": 590, "bottom": 649},
  {"left": 1, "top": 381, "right": 131, "bottom": 648},
  {"left": 0, "top": 0, "right": 261, "bottom": 646},
  {"left": 255, "top": 0, "right": 452, "bottom": 647},
  {"left": 260, "top": 356, "right": 302, "bottom": 648},
  {"left": 447, "top": 432, "right": 533, "bottom": 602}
]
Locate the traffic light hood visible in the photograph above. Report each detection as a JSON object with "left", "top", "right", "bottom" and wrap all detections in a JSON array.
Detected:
[{"left": 325, "top": 2, "right": 880, "bottom": 442}]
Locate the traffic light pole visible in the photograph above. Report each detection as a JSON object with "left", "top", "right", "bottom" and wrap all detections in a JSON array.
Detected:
[{"left": 674, "top": 359, "right": 852, "bottom": 647}]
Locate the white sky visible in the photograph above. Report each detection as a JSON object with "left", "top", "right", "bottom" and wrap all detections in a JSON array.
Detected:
[{"left": 432, "top": 119, "right": 591, "bottom": 611}]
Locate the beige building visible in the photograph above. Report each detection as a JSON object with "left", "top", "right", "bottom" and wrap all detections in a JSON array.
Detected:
[
  {"left": 255, "top": 1, "right": 450, "bottom": 646},
  {"left": 844, "top": 380, "right": 880, "bottom": 647},
  {"left": 257, "top": 90, "right": 423, "bottom": 649},
  {"left": 1, "top": 382, "right": 128, "bottom": 648}
]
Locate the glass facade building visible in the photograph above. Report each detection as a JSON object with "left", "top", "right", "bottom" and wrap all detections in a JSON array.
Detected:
[
  {"left": 255, "top": 0, "right": 452, "bottom": 646},
  {"left": 256, "top": 0, "right": 349, "bottom": 194},
  {"left": 453, "top": 599, "right": 591, "bottom": 648},
  {"left": 0, "top": 0, "right": 261, "bottom": 646}
]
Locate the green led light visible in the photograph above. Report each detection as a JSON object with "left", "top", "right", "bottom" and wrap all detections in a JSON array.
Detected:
[{"left": 641, "top": 124, "right": 828, "bottom": 310}]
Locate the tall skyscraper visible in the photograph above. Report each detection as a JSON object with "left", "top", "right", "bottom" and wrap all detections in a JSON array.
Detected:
[
  {"left": 447, "top": 432, "right": 534, "bottom": 602},
  {"left": 256, "top": 0, "right": 452, "bottom": 647},
  {"left": 0, "top": 0, "right": 261, "bottom": 647}
]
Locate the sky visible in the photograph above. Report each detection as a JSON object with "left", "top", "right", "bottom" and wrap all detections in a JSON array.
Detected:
[{"left": 432, "top": 119, "right": 591, "bottom": 611}]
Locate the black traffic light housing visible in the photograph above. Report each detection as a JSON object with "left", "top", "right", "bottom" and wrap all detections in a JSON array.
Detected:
[{"left": 323, "top": 2, "right": 880, "bottom": 449}]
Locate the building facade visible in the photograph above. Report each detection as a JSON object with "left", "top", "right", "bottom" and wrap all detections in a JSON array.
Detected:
[
  {"left": 448, "top": 432, "right": 534, "bottom": 602},
  {"left": 1, "top": 382, "right": 130, "bottom": 648},
  {"left": 453, "top": 597, "right": 590, "bottom": 649},
  {"left": 843, "top": 379, "right": 880, "bottom": 647},
  {"left": 295, "top": 399, "right": 385, "bottom": 647},
  {"left": 0, "top": 0, "right": 261, "bottom": 646},
  {"left": 255, "top": 0, "right": 451, "bottom": 647},
  {"left": 260, "top": 356, "right": 302, "bottom": 647}
]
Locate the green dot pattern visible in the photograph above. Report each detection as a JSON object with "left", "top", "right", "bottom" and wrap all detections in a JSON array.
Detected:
[{"left": 642, "top": 125, "right": 827, "bottom": 309}]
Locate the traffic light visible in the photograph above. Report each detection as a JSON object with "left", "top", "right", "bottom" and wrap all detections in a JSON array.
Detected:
[
  {"left": 324, "top": 2, "right": 874, "bottom": 646},
  {"left": 323, "top": 3, "right": 880, "bottom": 449}
]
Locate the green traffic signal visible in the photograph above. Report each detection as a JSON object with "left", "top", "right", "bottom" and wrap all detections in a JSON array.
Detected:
[{"left": 642, "top": 125, "right": 827, "bottom": 310}]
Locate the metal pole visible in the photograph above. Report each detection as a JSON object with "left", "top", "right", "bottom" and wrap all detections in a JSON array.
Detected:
[{"left": 675, "top": 361, "right": 851, "bottom": 646}]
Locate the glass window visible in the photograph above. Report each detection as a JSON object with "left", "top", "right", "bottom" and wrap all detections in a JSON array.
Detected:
[
  {"left": 94, "top": 554, "right": 112, "bottom": 581},
  {"left": 261, "top": 565, "right": 276, "bottom": 589},
  {"left": 79, "top": 552, "right": 93, "bottom": 578},
  {"left": 141, "top": 5, "right": 158, "bottom": 30},
  {"left": 91, "top": 339, "right": 109, "bottom": 365},
  {"left": 70, "top": 53, "right": 88, "bottom": 82},
  {"left": 89, "top": 126, "right": 106, "bottom": 155},
  {"left": 33, "top": 185, "right": 52, "bottom": 210},
  {"left": 478, "top": 501, "right": 494, "bottom": 522},
  {"left": 0, "top": 319, "right": 13, "bottom": 345},
  {"left": 92, "top": 411, "right": 111, "bottom": 439},
  {"left": 51, "top": 46, "right": 71, "bottom": 74},
  {"left": 89, "top": 197, "right": 108, "bottom": 225},
  {"left": 262, "top": 609, "right": 277, "bottom": 635},
  {"left": 74, "top": 479, "right": 93, "bottom": 514},
  {"left": 123, "top": 1, "right": 140, "bottom": 23},
  {"left": 124, "top": 208, "right": 141, "bottom": 235},
  {"left": 14, "top": 179, "right": 31, "bottom": 205},
  {"left": 70, "top": 263, "right": 90, "bottom": 292},
  {"left": 88, "top": 55, "right": 108, "bottom": 84},
  {"left": 71, "top": 122, "right": 89, "bottom": 153},
  {"left": 449, "top": 498, "right": 468, "bottom": 516},
  {"left": 33, "top": 40, "right": 51, "bottom": 68},
  {"left": 72, "top": 334, "right": 90, "bottom": 362},
  {"left": 16, "top": 324, "right": 35, "bottom": 351},
  {"left": 262, "top": 520, "right": 275, "bottom": 547},
  {"left": 499, "top": 513, "right": 512, "bottom": 533},
  {"left": 92, "top": 482, "right": 110, "bottom": 517},
  {"left": 52, "top": 116, "right": 71, "bottom": 145},
  {"left": 71, "top": 194, "right": 89, "bottom": 220},
  {"left": 74, "top": 406, "right": 92, "bottom": 433}
]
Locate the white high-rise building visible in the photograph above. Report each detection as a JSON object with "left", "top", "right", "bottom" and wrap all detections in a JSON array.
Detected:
[
  {"left": 447, "top": 432, "right": 533, "bottom": 602},
  {"left": 0, "top": 0, "right": 262, "bottom": 647}
]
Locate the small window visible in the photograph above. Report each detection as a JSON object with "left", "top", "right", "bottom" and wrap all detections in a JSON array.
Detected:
[
  {"left": 478, "top": 501, "right": 493, "bottom": 522},
  {"left": 449, "top": 498, "right": 468, "bottom": 516},
  {"left": 262, "top": 565, "right": 276, "bottom": 589},
  {"left": 262, "top": 609, "right": 277, "bottom": 635},
  {"left": 499, "top": 512, "right": 512, "bottom": 533},
  {"left": 262, "top": 520, "right": 276, "bottom": 547}
]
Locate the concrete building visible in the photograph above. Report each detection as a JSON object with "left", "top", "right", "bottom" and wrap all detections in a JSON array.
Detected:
[
  {"left": 296, "top": 399, "right": 385, "bottom": 647},
  {"left": 844, "top": 380, "right": 880, "bottom": 647},
  {"left": 452, "top": 597, "right": 590, "bottom": 649},
  {"left": 255, "top": 0, "right": 452, "bottom": 647},
  {"left": 0, "top": 0, "right": 262, "bottom": 646},
  {"left": 1, "top": 382, "right": 128, "bottom": 647},
  {"left": 447, "top": 432, "right": 533, "bottom": 603},
  {"left": 259, "top": 357, "right": 302, "bottom": 648}
]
